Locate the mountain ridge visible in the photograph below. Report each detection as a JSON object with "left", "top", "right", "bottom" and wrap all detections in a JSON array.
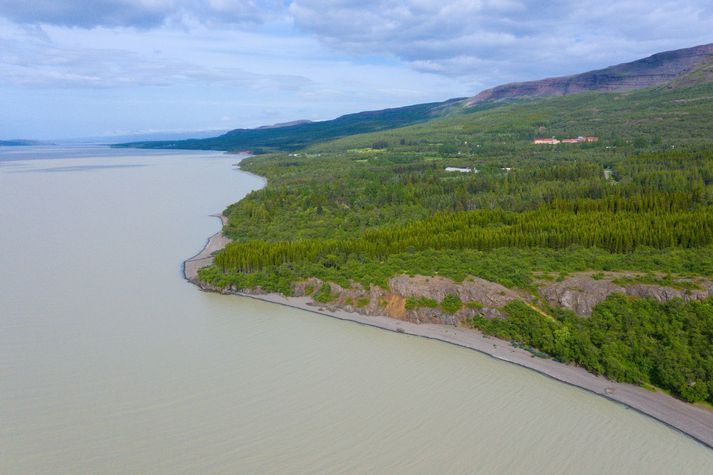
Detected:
[
  {"left": 467, "top": 43, "right": 713, "bottom": 105},
  {"left": 116, "top": 98, "right": 465, "bottom": 152},
  {"left": 0, "top": 139, "right": 54, "bottom": 146}
]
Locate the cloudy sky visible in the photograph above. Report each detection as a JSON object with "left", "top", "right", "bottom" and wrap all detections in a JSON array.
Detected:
[{"left": 1, "top": 1, "right": 712, "bottom": 139}]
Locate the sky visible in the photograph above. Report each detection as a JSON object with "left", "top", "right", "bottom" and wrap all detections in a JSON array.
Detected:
[{"left": 1, "top": 1, "right": 712, "bottom": 140}]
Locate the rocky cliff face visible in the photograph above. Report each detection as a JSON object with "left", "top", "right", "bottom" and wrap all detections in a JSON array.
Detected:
[
  {"left": 467, "top": 43, "right": 713, "bottom": 105},
  {"left": 206, "top": 271, "right": 711, "bottom": 324},
  {"left": 288, "top": 272, "right": 713, "bottom": 323},
  {"left": 291, "top": 275, "right": 526, "bottom": 326},
  {"left": 538, "top": 273, "right": 713, "bottom": 316}
]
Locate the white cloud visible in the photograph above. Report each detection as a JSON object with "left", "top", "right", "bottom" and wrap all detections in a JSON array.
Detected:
[
  {"left": 0, "top": 22, "right": 312, "bottom": 89},
  {"left": 0, "top": 16, "right": 468, "bottom": 139},
  {"left": 1, "top": 1, "right": 712, "bottom": 84},
  {"left": 289, "top": 0, "right": 713, "bottom": 82},
  {"left": 0, "top": 0, "right": 282, "bottom": 28}
]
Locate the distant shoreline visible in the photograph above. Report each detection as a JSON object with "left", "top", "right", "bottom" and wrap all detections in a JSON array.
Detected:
[{"left": 183, "top": 194, "right": 713, "bottom": 453}]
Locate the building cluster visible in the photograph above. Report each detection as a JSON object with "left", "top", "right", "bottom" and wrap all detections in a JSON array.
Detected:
[{"left": 533, "top": 136, "right": 598, "bottom": 145}]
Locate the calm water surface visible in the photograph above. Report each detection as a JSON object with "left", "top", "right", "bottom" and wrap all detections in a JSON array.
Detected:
[{"left": 1, "top": 146, "right": 712, "bottom": 474}]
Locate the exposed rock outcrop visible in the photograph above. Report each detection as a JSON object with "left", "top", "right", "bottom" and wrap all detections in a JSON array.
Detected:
[
  {"left": 539, "top": 273, "right": 713, "bottom": 316},
  {"left": 539, "top": 276, "right": 626, "bottom": 316},
  {"left": 387, "top": 275, "right": 521, "bottom": 308},
  {"left": 292, "top": 274, "right": 522, "bottom": 326}
]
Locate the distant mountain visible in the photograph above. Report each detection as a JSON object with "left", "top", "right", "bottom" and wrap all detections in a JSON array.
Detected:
[
  {"left": 467, "top": 43, "right": 713, "bottom": 105},
  {"left": 256, "top": 120, "right": 312, "bottom": 130},
  {"left": 62, "top": 130, "right": 229, "bottom": 144},
  {"left": 116, "top": 99, "right": 465, "bottom": 152},
  {"left": 0, "top": 139, "right": 52, "bottom": 146}
]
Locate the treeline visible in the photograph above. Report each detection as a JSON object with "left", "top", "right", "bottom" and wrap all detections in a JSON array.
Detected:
[
  {"left": 215, "top": 206, "right": 713, "bottom": 274},
  {"left": 549, "top": 192, "right": 703, "bottom": 213},
  {"left": 202, "top": 246, "right": 713, "bottom": 297}
]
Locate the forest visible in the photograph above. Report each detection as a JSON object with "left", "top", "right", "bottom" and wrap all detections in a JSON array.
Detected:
[{"left": 197, "top": 82, "right": 713, "bottom": 405}]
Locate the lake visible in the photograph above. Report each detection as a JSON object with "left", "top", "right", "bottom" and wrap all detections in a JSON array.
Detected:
[{"left": 1, "top": 146, "right": 712, "bottom": 473}]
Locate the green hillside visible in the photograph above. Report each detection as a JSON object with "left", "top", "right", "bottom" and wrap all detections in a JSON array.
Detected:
[
  {"left": 310, "top": 81, "right": 713, "bottom": 154},
  {"left": 116, "top": 98, "right": 465, "bottom": 153}
]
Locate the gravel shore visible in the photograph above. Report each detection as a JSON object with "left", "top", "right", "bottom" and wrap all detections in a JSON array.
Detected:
[{"left": 183, "top": 214, "right": 230, "bottom": 281}]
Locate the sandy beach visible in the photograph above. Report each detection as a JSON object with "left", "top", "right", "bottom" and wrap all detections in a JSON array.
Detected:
[{"left": 184, "top": 215, "right": 713, "bottom": 451}]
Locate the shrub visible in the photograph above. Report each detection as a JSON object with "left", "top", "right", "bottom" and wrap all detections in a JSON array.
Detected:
[
  {"left": 313, "top": 283, "right": 334, "bottom": 303},
  {"left": 405, "top": 297, "right": 438, "bottom": 310},
  {"left": 441, "top": 294, "right": 463, "bottom": 314}
]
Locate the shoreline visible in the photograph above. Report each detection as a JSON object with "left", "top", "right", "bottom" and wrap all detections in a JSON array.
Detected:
[
  {"left": 183, "top": 214, "right": 231, "bottom": 281},
  {"left": 220, "top": 291, "right": 713, "bottom": 451},
  {"left": 184, "top": 215, "right": 713, "bottom": 451}
]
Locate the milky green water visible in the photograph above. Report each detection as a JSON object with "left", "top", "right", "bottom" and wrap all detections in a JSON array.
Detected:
[{"left": 1, "top": 146, "right": 712, "bottom": 474}]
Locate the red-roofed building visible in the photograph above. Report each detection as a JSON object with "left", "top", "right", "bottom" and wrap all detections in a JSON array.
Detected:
[
  {"left": 533, "top": 137, "right": 560, "bottom": 144},
  {"left": 533, "top": 136, "right": 598, "bottom": 145}
]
